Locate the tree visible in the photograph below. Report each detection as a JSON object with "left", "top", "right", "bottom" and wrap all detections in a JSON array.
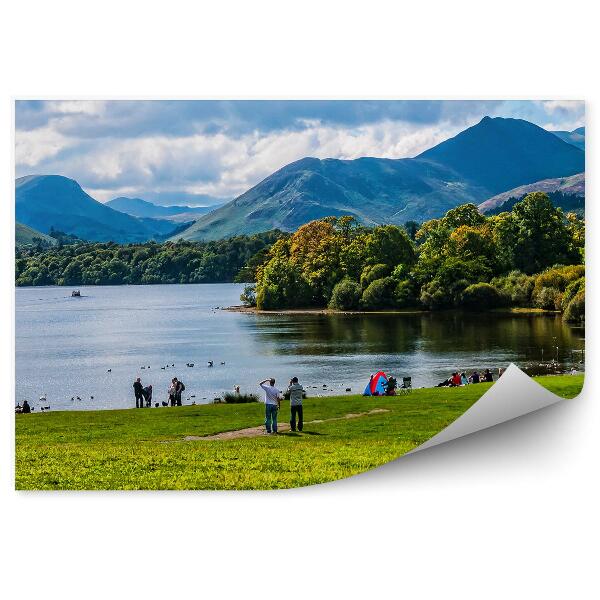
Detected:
[
  {"left": 364, "top": 225, "right": 415, "bottom": 267},
  {"left": 255, "top": 255, "right": 311, "bottom": 310},
  {"left": 460, "top": 283, "right": 504, "bottom": 309},
  {"left": 360, "top": 263, "right": 390, "bottom": 290},
  {"left": 328, "top": 279, "right": 362, "bottom": 310},
  {"left": 508, "top": 192, "right": 575, "bottom": 274},
  {"left": 361, "top": 277, "right": 397, "bottom": 309}
]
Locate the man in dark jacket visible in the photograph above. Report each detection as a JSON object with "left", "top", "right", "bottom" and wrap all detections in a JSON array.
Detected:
[
  {"left": 133, "top": 378, "right": 144, "bottom": 408},
  {"left": 174, "top": 378, "right": 185, "bottom": 406}
]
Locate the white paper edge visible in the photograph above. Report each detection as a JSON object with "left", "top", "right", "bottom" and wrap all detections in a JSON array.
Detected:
[{"left": 408, "top": 363, "right": 571, "bottom": 454}]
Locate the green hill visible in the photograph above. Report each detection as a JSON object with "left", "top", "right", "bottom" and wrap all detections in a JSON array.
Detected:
[
  {"left": 15, "top": 222, "right": 57, "bottom": 248},
  {"left": 479, "top": 172, "right": 585, "bottom": 213}
]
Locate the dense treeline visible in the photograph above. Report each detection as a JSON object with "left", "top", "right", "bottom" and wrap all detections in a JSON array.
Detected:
[
  {"left": 485, "top": 191, "right": 585, "bottom": 217},
  {"left": 246, "top": 193, "right": 585, "bottom": 322},
  {"left": 15, "top": 231, "right": 285, "bottom": 286}
]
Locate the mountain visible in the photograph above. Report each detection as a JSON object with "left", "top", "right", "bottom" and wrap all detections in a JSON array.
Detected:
[
  {"left": 171, "top": 157, "right": 491, "bottom": 241},
  {"left": 174, "top": 117, "right": 585, "bottom": 241},
  {"left": 551, "top": 127, "right": 585, "bottom": 150},
  {"left": 105, "top": 196, "right": 215, "bottom": 221},
  {"left": 478, "top": 172, "right": 585, "bottom": 213},
  {"left": 16, "top": 175, "right": 182, "bottom": 243},
  {"left": 417, "top": 116, "right": 584, "bottom": 195},
  {"left": 15, "top": 222, "right": 57, "bottom": 248}
]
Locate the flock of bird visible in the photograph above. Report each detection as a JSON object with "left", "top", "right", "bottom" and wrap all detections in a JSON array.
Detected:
[
  {"left": 28, "top": 360, "right": 351, "bottom": 412},
  {"left": 105, "top": 361, "right": 225, "bottom": 373}
]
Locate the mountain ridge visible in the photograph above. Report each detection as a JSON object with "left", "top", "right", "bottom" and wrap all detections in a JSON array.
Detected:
[
  {"left": 478, "top": 172, "right": 585, "bottom": 213},
  {"left": 16, "top": 175, "right": 181, "bottom": 243},
  {"left": 174, "top": 116, "right": 584, "bottom": 241},
  {"left": 105, "top": 196, "right": 215, "bottom": 221}
]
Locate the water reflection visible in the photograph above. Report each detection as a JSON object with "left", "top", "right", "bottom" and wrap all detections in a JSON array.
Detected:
[{"left": 242, "top": 311, "right": 583, "bottom": 364}]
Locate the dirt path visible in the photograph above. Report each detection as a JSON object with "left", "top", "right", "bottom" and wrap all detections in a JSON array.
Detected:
[{"left": 183, "top": 408, "right": 389, "bottom": 441}]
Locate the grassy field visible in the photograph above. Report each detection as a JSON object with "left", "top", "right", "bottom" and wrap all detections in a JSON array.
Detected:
[{"left": 15, "top": 375, "right": 584, "bottom": 490}]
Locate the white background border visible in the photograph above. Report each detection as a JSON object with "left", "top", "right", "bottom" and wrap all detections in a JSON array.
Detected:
[{"left": 1, "top": 2, "right": 597, "bottom": 599}]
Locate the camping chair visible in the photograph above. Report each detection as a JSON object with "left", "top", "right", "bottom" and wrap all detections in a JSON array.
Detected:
[{"left": 399, "top": 377, "right": 412, "bottom": 395}]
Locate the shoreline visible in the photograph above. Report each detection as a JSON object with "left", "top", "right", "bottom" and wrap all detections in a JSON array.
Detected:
[
  {"left": 15, "top": 372, "right": 584, "bottom": 416},
  {"left": 224, "top": 305, "right": 561, "bottom": 316}
]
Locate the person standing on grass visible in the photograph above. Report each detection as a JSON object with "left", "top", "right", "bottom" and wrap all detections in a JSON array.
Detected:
[
  {"left": 287, "top": 377, "right": 305, "bottom": 432},
  {"left": 259, "top": 378, "right": 282, "bottom": 434},
  {"left": 133, "top": 377, "right": 144, "bottom": 408},
  {"left": 143, "top": 384, "right": 153, "bottom": 407},
  {"left": 175, "top": 378, "right": 185, "bottom": 406}
]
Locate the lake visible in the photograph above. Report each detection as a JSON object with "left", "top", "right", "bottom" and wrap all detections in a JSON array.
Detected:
[{"left": 15, "top": 284, "right": 585, "bottom": 411}]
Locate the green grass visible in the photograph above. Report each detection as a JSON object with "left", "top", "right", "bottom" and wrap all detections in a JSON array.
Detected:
[{"left": 15, "top": 375, "right": 584, "bottom": 490}]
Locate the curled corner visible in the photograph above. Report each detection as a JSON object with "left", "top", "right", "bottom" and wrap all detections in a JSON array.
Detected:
[{"left": 408, "top": 364, "right": 567, "bottom": 455}]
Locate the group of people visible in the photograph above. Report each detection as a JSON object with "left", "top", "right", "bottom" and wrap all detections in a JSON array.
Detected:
[
  {"left": 437, "top": 368, "right": 497, "bottom": 387},
  {"left": 133, "top": 377, "right": 185, "bottom": 408},
  {"left": 259, "top": 377, "right": 305, "bottom": 434}
]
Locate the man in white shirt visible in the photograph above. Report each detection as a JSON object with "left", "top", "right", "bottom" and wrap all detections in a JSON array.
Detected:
[{"left": 259, "top": 378, "right": 282, "bottom": 434}]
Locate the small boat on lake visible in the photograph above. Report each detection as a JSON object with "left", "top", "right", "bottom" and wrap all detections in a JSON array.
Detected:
[{"left": 71, "top": 290, "right": 81, "bottom": 297}]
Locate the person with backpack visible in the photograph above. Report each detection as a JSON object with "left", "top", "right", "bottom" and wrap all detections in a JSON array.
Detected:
[
  {"left": 174, "top": 378, "right": 185, "bottom": 406},
  {"left": 133, "top": 378, "right": 144, "bottom": 408},
  {"left": 143, "top": 384, "right": 153, "bottom": 407},
  {"left": 287, "top": 377, "right": 305, "bottom": 432}
]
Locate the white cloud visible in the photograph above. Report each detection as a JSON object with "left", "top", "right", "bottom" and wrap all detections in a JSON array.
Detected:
[
  {"left": 14, "top": 100, "right": 583, "bottom": 202},
  {"left": 46, "top": 100, "right": 107, "bottom": 116},
  {"left": 14, "top": 117, "right": 477, "bottom": 199},
  {"left": 541, "top": 100, "right": 584, "bottom": 114},
  {"left": 15, "top": 126, "right": 73, "bottom": 166}
]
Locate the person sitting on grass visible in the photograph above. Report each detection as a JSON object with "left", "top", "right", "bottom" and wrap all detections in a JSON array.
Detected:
[
  {"left": 385, "top": 376, "right": 398, "bottom": 395},
  {"left": 287, "top": 377, "right": 305, "bottom": 432},
  {"left": 483, "top": 368, "right": 493, "bottom": 383},
  {"left": 469, "top": 371, "right": 481, "bottom": 384},
  {"left": 259, "top": 378, "right": 282, "bottom": 434},
  {"left": 22, "top": 400, "right": 31, "bottom": 414},
  {"left": 436, "top": 376, "right": 452, "bottom": 387},
  {"left": 460, "top": 372, "right": 469, "bottom": 385},
  {"left": 451, "top": 372, "right": 462, "bottom": 386}
]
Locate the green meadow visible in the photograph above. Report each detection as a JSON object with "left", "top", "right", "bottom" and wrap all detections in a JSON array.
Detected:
[{"left": 15, "top": 375, "right": 583, "bottom": 490}]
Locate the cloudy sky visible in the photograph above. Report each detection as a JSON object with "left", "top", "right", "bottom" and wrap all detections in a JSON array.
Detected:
[{"left": 15, "top": 99, "right": 585, "bottom": 206}]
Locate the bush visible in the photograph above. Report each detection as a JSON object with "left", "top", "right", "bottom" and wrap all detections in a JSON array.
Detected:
[
  {"left": 360, "top": 263, "right": 390, "bottom": 290},
  {"left": 223, "top": 392, "right": 259, "bottom": 404},
  {"left": 361, "top": 277, "right": 396, "bottom": 309},
  {"left": 459, "top": 283, "right": 504, "bottom": 309},
  {"left": 394, "top": 279, "right": 417, "bottom": 308},
  {"left": 533, "top": 264, "right": 585, "bottom": 294},
  {"left": 563, "top": 289, "right": 585, "bottom": 323},
  {"left": 561, "top": 277, "right": 585, "bottom": 311},
  {"left": 328, "top": 279, "right": 362, "bottom": 310},
  {"left": 491, "top": 271, "right": 535, "bottom": 306},
  {"left": 533, "top": 286, "right": 562, "bottom": 310}
]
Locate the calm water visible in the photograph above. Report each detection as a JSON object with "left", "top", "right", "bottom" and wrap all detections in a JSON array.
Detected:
[{"left": 15, "top": 284, "right": 585, "bottom": 411}]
